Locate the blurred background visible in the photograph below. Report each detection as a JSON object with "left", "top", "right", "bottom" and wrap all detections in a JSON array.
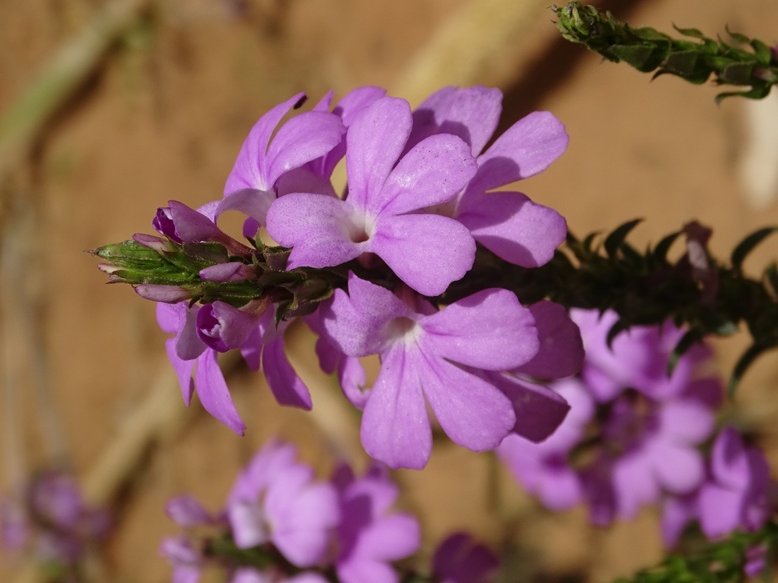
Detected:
[{"left": 1, "top": 0, "right": 778, "bottom": 581}]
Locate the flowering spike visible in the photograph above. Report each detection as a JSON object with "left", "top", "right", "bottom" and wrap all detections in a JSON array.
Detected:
[{"left": 553, "top": 2, "right": 778, "bottom": 100}]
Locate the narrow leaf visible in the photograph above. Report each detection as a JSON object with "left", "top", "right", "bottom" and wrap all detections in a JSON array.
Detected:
[
  {"left": 730, "top": 226, "right": 778, "bottom": 270},
  {"left": 604, "top": 218, "right": 643, "bottom": 258}
]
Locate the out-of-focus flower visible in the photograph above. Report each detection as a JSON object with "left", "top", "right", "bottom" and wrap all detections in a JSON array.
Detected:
[
  {"left": 162, "top": 439, "right": 422, "bottom": 582},
  {"left": 500, "top": 309, "right": 722, "bottom": 525},
  {"left": 1, "top": 471, "right": 110, "bottom": 568},
  {"left": 432, "top": 532, "right": 499, "bottom": 583},
  {"left": 332, "top": 465, "right": 420, "bottom": 583},
  {"left": 227, "top": 441, "right": 339, "bottom": 567},
  {"left": 662, "top": 427, "right": 772, "bottom": 546}
]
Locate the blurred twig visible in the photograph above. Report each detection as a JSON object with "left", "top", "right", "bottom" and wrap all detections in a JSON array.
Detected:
[
  {"left": 391, "top": 0, "right": 551, "bottom": 104},
  {"left": 0, "top": 0, "right": 152, "bottom": 214}
]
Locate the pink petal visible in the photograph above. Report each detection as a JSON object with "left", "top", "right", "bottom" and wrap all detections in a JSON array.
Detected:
[
  {"left": 421, "top": 288, "right": 538, "bottom": 370},
  {"left": 156, "top": 302, "right": 183, "bottom": 333},
  {"left": 661, "top": 496, "right": 696, "bottom": 547},
  {"left": 216, "top": 188, "right": 275, "bottom": 226},
  {"left": 659, "top": 401, "right": 715, "bottom": 444},
  {"left": 515, "top": 301, "right": 583, "bottom": 379},
  {"left": 491, "top": 375, "right": 570, "bottom": 442},
  {"left": 224, "top": 93, "right": 306, "bottom": 195},
  {"left": 266, "top": 194, "right": 362, "bottom": 269},
  {"left": 360, "top": 346, "right": 431, "bottom": 469},
  {"left": 346, "top": 97, "right": 411, "bottom": 212},
  {"left": 710, "top": 427, "right": 750, "bottom": 490},
  {"left": 422, "top": 356, "right": 515, "bottom": 452},
  {"left": 264, "top": 111, "right": 345, "bottom": 188},
  {"left": 378, "top": 134, "right": 477, "bottom": 216},
  {"left": 324, "top": 275, "right": 413, "bottom": 357},
  {"left": 698, "top": 483, "right": 742, "bottom": 538},
  {"left": 261, "top": 337, "right": 312, "bottom": 410},
  {"left": 176, "top": 306, "right": 207, "bottom": 361},
  {"left": 270, "top": 482, "right": 339, "bottom": 567},
  {"left": 650, "top": 441, "right": 705, "bottom": 494},
  {"left": 372, "top": 213, "right": 475, "bottom": 296},
  {"left": 228, "top": 501, "right": 269, "bottom": 549},
  {"left": 471, "top": 110, "right": 568, "bottom": 192},
  {"left": 537, "top": 464, "right": 582, "bottom": 510},
  {"left": 165, "top": 337, "right": 195, "bottom": 405},
  {"left": 410, "top": 86, "right": 502, "bottom": 156},
  {"left": 352, "top": 513, "right": 420, "bottom": 561},
  {"left": 457, "top": 190, "right": 566, "bottom": 267},
  {"left": 337, "top": 560, "right": 398, "bottom": 583},
  {"left": 612, "top": 452, "right": 660, "bottom": 518},
  {"left": 315, "top": 86, "right": 387, "bottom": 178},
  {"left": 194, "top": 350, "right": 246, "bottom": 435}
]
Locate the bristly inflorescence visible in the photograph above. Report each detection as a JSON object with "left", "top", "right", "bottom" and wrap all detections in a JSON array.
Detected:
[{"left": 552, "top": 1, "right": 778, "bottom": 101}]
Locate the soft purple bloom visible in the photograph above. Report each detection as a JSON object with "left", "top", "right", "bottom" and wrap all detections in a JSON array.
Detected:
[
  {"left": 161, "top": 536, "right": 203, "bottom": 583},
  {"left": 743, "top": 544, "right": 768, "bottom": 579},
  {"left": 483, "top": 300, "right": 583, "bottom": 443},
  {"left": 227, "top": 441, "right": 339, "bottom": 568},
  {"left": 572, "top": 309, "right": 713, "bottom": 402},
  {"left": 157, "top": 302, "right": 247, "bottom": 435},
  {"left": 157, "top": 296, "right": 312, "bottom": 434},
  {"left": 498, "top": 378, "right": 594, "bottom": 510},
  {"left": 231, "top": 570, "right": 329, "bottom": 583},
  {"left": 153, "top": 200, "right": 253, "bottom": 256},
  {"left": 409, "top": 86, "right": 568, "bottom": 268},
  {"left": 432, "top": 532, "right": 499, "bottom": 583},
  {"left": 220, "top": 93, "right": 345, "bottom": 238},
  {"left": 323, "top": 273, "right": 538, "bottom": 469},
  {"left": 662, "top": 427, "right": 772, "bottom": 546},
  {"left": 165, "top": 495, "right": 220, "bottom": 528},
  {"left": 501, "top": 309, "right": 722, "bottom": 524},
  {"left": 0, "top": 499, "right": 29, "bottom": 551},
  {"left": 224, "top": 92, "right": 345, "bottom": 198},
  {"left": 333, "top": 465, "right": 420, "bottom": 583},
  {"left": 266, "top": 96, "right": 478, "bottom": 296},
  {"left": 1, "top": 472, "right": 110, "bottom": 566}
]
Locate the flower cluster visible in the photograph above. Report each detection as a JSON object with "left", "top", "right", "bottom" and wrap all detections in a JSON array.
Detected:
[
  {"left": 0, "top": 471, "right": 110, "bottom": 570},
  {"left": 499, "top": 309, "right": 773, "bottom": 545},
  {"left": 100, "top": 86, "right": 582, "bottom": 469},
  {"left": 162, "top": 439, "right": 495, "bottom": 582}
]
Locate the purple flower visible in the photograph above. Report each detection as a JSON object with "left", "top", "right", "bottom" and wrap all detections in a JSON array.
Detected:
[
  {"left": 332, "top": 465, "right": 420, "bottom": 583},
  {"left": 409, "top": 86, "right": 568, "bottom": 268},
  {"left": 266, "top": 96, "right": 478, "bottom": 296},
  {"left": 157, "top": 302, "right": 247, "bottom": 435},
  {"left": 226, "top": 441, "right": 339, "bottom": 568},
  {"left": 224, "top": 92, "right": 346, "bottom": 199},
  {"left": 432, "top": 532, "right": 499, "bottom": 583},
  {"left": 572, "top": 309, "right": 712, "bottom": 402},
  {"left": 160, "top": 536, "right": 203, "bottom": 583},
  {"left": 661, "top": 427, "right": 772, "bottom": 546},
  {"left": 500, "top": 309, "right": 722, "bottom": 525},
  {"left": 498, "top": 378, "right": 595, "bottom": 511},
  {"left": 484, "top": 300, "right": 583, "bottom": 443},
  {"left": 0, "top": 498, "right": 28, "bottom": 551},
  {"left": 1, "top": 472, "right": 110, "bottom": 566},
  {"left": 323, "top": 273, "right": 539, "bottom": 469},
  {"left": 220, "top": 92, "right": 345, "bottom": 239},
  {"left": 157, "top": 296, "right": 313, "bottom": 434}
]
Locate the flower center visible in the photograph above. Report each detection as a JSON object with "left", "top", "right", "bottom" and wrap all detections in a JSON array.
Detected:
[
  {"left": 344, "top": 207, "right": 376, "bottom": 244},
  {"left": 384, "top": 316, "right": 420, "bottom": 344}
]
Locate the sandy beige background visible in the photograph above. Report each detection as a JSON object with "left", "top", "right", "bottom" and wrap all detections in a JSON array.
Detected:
[{"left": 1, "top": 0, "right": 778, "bottom": 581}]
